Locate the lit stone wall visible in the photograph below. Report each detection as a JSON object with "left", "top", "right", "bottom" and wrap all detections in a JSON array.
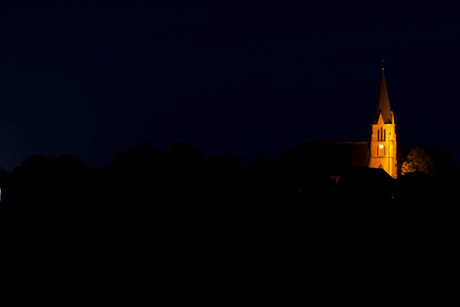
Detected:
[{"left": 369, "top": 112, "right": 397, "bottom": 179}]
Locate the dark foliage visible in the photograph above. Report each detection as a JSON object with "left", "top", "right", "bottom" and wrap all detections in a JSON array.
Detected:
[
  {"left": 2, "top": 141, "right": 458, "bottom": 302},
  {"left": 8, "top": 155, "right": 92, "bottom": 206},
  {"left": 2, "top": 141, "right": 459, "bottom": 220}
]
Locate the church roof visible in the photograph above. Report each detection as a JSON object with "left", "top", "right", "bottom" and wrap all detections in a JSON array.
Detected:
[
  {"left": 275, "top": 142, "right": 371, "bottom": 176},
  {"left": 373, "top": 70, "right": 392, "bottom": 124},
  {"left": 338, "top": 167, "right": 397, "bottom": 187}
]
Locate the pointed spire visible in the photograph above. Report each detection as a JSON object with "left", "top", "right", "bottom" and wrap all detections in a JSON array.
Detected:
[{"left": 373, "top": 60, "right": 392, "bottom": 124}]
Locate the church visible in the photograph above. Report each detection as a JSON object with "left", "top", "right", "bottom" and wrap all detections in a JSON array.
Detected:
[
  {"left": 368, "top": 65, "right": 397, "bottom": 179},
  {"left": 277, "top": 64, "right": 398, "bottom": 188}
]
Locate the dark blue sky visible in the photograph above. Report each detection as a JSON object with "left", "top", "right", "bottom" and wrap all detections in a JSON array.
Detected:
[{"left": 1, "top": 1, "right": 459, "bottom": 170}]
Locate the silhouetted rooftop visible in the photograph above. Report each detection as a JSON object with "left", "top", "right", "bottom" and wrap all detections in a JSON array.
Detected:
[
  {"left": 338, "top": 167, "right": 397, "bottom": 186},
  {"left": 276, "top": 142, "right": 371, "bottom": 176}
]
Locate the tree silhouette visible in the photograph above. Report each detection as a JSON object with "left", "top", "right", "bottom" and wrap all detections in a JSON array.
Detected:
[
  {"left": 204, "top": 155, "right": 247, "bottom": 206},
  {"left": 423, "top": 145, "right": 454, "bottom": 179},
  {"left": 110, "top": 139, "right": 168, "bottom": 205},
  {"left": 10, "top": 155, "right": 49, "bottom": 204},
  {"left": 401, "top": 147, "right": 435, "bottom": 176},
  {"left": 166, "top": 142, "right": 204, "bottom": 204},
  {"left": 251, "top": 154, "right": 271, "bottom": 174}
]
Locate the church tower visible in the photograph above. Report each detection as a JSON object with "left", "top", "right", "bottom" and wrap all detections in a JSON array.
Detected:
[{"left": 369, "top": 63, "right": 397, "bottom": 178}]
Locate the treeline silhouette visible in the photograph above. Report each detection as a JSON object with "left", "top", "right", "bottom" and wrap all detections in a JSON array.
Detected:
[
  {"left": 0, "top": 140, "right": 460, "bottom": 212},
  {"left": 2, "top": 140, "right": 459, "bottom": 218},
  {"left": 3, "top": 140, "right": 458, "bottom": 296},
  {"left": 1, "top": 140, "right": 296, "bottom": 209},
  {"left": 3, "top": 140, "right": 309, "bottom": 269}
]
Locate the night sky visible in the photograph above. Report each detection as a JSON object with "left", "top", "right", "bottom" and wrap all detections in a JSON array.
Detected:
[{"left": 1, "top": 1, "right": 459, "bottom": 171}]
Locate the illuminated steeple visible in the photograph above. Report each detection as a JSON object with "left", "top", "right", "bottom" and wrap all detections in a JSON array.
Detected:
[
  {"left": 373, "top": 61, "right": 393, "bottom": 124},
  {"left": 369, "top": 60, "right": 397, "bottom": 179}
]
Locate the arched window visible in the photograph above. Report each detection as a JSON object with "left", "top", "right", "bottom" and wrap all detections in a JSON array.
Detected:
[{"left": 378, "top": 144, "right": 384, "bottom": 156}]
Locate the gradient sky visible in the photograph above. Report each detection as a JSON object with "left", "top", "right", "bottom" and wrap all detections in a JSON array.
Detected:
[{"left": 1, "top": 1, "right": 459, "bottom": 171}]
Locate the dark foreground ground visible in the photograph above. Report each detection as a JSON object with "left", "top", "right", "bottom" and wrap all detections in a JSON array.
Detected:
[{"left": 3, "top": 201, "right": 458, "bottom": 303}]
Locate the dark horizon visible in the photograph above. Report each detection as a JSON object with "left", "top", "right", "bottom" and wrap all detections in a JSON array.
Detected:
[{"left": 1, "top": 1, "right": 459, "bottom": 171}]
